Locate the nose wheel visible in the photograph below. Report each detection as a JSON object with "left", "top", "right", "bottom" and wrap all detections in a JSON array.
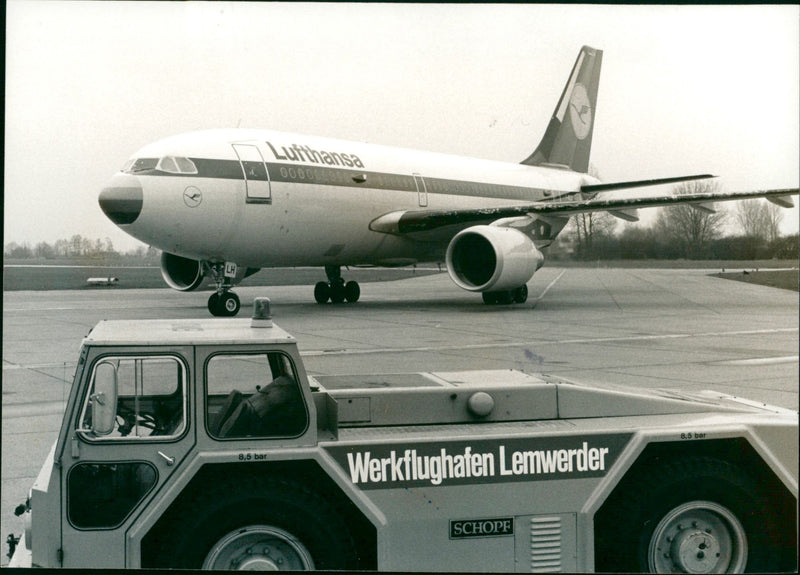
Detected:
[
  {"left": 208, "top": 291, "right": 241, "bottom": 317},
  {"left": 314, "top": 266, "right": 360, "bottom": 304}
]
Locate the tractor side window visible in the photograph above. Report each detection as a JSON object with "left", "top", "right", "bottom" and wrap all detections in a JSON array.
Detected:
[
  {"left": 206, "top": 352, "right": 307, "bottom": 439},
  {"left": 79, "top": 356, "right": 187, "bottom": 440}
]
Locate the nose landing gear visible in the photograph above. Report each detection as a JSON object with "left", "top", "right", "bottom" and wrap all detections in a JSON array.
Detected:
[
  {"left": 314, "top": 266, "right": 360, "bottom": 304},
  {"left": 207, "top": 262, "right": 242, "bottom": 317},
  {"left": 208, "top": 291, "right": 241, "bottom": 317}
]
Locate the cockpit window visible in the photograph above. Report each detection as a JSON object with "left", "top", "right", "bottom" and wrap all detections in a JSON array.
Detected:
[
  {"left": 121, "top": 157, "right": 198, "bottom": 175},
  {"left": 174, "top": 157, "right": 198, "bottom": 174},
  {"left": 157, "top": 156, "right": 198, "bottom": 174},
  {"left": 157, "top": 156, "right": 179, "bottom": 173},
  {"left": 122, "top": 158, "right": 159, "bottom": 173}
]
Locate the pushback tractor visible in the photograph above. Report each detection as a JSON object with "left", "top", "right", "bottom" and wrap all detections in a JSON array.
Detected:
[{"left": 8, "top": 299, "right": 797, "bottom": 572}]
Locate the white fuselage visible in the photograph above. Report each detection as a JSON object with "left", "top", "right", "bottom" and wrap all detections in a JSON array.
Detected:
[{"left": 105, "top": 129, "right": 595, "bottom": 268}]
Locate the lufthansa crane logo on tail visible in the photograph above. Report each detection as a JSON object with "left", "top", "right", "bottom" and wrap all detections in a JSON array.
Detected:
[{"left": 568, "top": 83, "right": 592, "bottom": 140}]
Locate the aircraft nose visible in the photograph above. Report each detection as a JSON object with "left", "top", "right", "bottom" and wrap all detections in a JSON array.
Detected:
[{"left": 99, "top": 173, "right": 143, "bottom": 225}]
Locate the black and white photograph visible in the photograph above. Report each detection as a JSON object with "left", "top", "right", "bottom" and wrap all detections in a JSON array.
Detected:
[{"left": 4, "top": 2, "right": 798, "bottom": 572}]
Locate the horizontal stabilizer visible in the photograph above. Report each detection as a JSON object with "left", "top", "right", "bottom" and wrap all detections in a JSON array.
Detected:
[
  {"left": 766, "top": 195, "right": 795, "bottom": 208},
  {"left": 581, "top": 174, "right": 714, "bottom": 195},
  {"left": 689, "top": 202, "right": 716, "bottom": 214},
  {"left": 608, "top": 209, "right": 639, "bottom": 222}
]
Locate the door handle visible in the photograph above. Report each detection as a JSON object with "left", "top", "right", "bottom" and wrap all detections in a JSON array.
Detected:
[{"left": 157, "top": 451, "right": 175, "bottom": 466}]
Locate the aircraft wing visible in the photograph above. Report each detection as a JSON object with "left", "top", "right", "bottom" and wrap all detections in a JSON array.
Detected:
[{"left": 369, "top": 187, "right": 798, "bottom": 236}]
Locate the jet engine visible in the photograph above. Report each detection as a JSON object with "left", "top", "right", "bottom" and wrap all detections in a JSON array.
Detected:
[
  {"left": 445, "top": 225, "right": 543, "bottom": 295},
  {"left": 160, "top": 252, "right": 205, "bottom": 291}
]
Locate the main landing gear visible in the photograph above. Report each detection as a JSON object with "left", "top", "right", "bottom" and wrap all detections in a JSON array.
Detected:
[
  {"left": 482, "top": 285, "right": 528, "bottom": 305},
  {"left": 207, "top": 263, "right": 241, "bottom": 317},
  {"left": 314, "top": 265, "right": 360, "bottom": 304}
]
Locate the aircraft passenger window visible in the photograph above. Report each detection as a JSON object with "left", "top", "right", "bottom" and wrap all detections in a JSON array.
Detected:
[
  {"left": 205, "top": 352, "right": 307, "bottom": 439},
  {"left": 79, "top": 356, "right": 187, "bottom": 440}
]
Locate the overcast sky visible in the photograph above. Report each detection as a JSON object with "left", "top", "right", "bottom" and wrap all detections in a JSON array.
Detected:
[{"left": 5, "top": 2, "right": 799, "bottom": 252}]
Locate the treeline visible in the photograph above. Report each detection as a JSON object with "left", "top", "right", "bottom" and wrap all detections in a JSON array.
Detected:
[
  {"left": 553, "top": 190, "right": 798, "bottom": 262},
  {"left": 4, "top": 235, "right": 159, "bottom": 260},
  {"left": 551, "top": 230, "right": 799, "bottom": 261}
]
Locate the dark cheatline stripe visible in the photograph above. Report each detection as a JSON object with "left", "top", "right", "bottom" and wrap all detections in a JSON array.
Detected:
[
  {"left": 265, "top": 162, "right": 550, "bottom": 201},
  {"left": 130, "top": 157, "right": 557, "bottom": 202},
  {"left": 192, "top": 158, "right": 245, "bottom": 179}
]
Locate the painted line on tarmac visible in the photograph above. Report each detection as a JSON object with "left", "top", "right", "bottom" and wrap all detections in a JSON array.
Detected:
[
  {"left": 3, "top": 264, "right": 155, "bottom": 269},
  {"left": 711, "top": 355, "right": 799, "bottom": 366},
  {"left": 3, "top": 402, "right": 67, "bottom": 418},
  {"left": 3, "top": 362, "right": 76, "bottom": 371},
  {"left": 300, "top": 327, "right": 799, "bottom": 357},
  {"left": 531, "top": 269, "right": 567, "bottom": 308}
]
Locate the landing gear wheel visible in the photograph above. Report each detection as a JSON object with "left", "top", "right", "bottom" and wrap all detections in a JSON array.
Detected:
[
  {"left": 314, "top": 281, "right": 330, "bottom": 304},
  {"left": 207, "top": 293, "right": 222, "bottom": 316},
  {"left": 495, "top": 291, "right": 513, "bottom": 305},
  {"left": 329, "top": 282, "right": 346, "bottom": 304},
  {"left": 219, "top": 292, "right": 240, "bottom": 317},
  {"left": 320, "top": 265, "right": 360, "bottom": 305},
  {"left": 208, "top": 292, "right": 240, "bottom": 316},
  {"left": 512, "top": 285, "right": 528, "bottom": 303},
  {"left": 482, "top": 291, "right": 513, "bottom": 305},
  {"left": 162, "top": 477, "right": 358, "bottom": 570},
  {"left": 344, "top": 281, "right": 360, "bottom": 303},
  {"left": 595, "top": 456, "right": 784, "bottom": 573}
]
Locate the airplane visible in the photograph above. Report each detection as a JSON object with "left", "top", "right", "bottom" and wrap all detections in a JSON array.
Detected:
[{"left": 99, "top": 46, "right": 798, "bottom": 317}]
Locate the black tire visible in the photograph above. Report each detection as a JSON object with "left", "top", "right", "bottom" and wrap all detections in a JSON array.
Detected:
[
  {"left": 208, "top": 293, "right": 222, "bottom": 316},
  {"left": 513, "top": 284, "right": 528, "bottom": 303},
  {"left": 495, "top": 290, "right": 513, "bottom": 305},
  {"left": 313, "top": 281, "right": 330, "bottom": 304},
  {"left": 482, "top": 291, "right": 498, "bottom": 305},
  {"left": 595, "top": 456, "right": 783, "bottom": 573},
  {"left": 329, "top": 283, "right": 346, "bottom": 304},
  {"left": 159, "top": 476, "right": 358, "bottom": 570},
  {"left": 220, "top": 292, "right": 240, "bottom": 317},
  {"left": 344, "top": 280, "right": 360, "bottom": 303}
]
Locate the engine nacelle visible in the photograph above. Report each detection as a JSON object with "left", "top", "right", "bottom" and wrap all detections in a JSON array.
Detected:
[
  {"left": 160, "top": 252, "right": 205, "bottom": 291},
  {"left": 446, "top": 225, "right": 543, "bottom": 292}
]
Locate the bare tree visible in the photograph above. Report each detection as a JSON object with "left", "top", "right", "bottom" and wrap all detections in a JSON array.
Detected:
[
  {"left": 572, "top": 211, "right": 617, "bottom": 257},
  {"left": 654, "top": 180, "right": 727, "bottom": 258},
  {"left": 570, "top": 164, "right": 618, "bottom": 258},
  {"left": 735, "top": 199, "right": 783, "bottom": 242}
]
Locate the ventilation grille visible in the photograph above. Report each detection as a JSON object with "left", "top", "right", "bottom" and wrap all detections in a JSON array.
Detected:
[{"left": 530, "top": 516, "right": 563, "bottom": 572}]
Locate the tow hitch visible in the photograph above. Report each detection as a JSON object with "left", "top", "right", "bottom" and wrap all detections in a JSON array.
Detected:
[{"left": 6, "top": 534, "right": 21, "bottom": 561}]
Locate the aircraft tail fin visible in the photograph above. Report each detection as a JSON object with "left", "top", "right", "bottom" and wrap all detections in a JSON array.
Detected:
[{"left": 521, "top": 46, "right": 602, "bottom": 174}]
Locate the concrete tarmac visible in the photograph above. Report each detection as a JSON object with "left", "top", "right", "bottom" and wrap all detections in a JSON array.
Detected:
[{"left": 2, "top": 267, "right": 798, "bottom": 564}]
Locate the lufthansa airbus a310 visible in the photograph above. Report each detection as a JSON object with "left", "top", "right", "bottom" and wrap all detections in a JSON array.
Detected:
[{"left": 99, "top": 46, "right": 798, "bottom": 316}]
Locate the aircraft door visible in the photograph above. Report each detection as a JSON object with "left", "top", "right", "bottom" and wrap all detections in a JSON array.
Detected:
[
  {"left": 413, "top": 173, "right": 428, "bottom": 207},
  {"left": 233, "top": 144, "right": 272, "bottom": 204}
]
